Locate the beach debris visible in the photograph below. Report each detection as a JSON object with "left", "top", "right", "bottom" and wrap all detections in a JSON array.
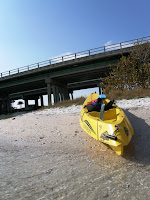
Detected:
[
  {"left": 40, "top": 136, "right": 44, "bottom": 139},
  {"left": 46, "top": 168, "right": 53, "bottom": 174},
  {"left": 75, "top": 130, "right": 79, "bottom": 133}
]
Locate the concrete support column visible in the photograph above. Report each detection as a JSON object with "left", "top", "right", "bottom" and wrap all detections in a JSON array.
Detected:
[
  {"left": 71, "top": 92, "right": 73, "bottom": 100},
  {"left": 3, "top": 99, "right": 7, "bottom": 114},
  {"left": 59, "top": 87, "right": 64, "bottom": 102},
  {"left": 62, "top": 88, "right": 65, "bottom": 100},
  {"left": 52, "top": 85, "right": 60, "bottom": 104},
  {"left": 52, "top": 85, "right": 56, "bottom": 104},
  {"left": 64, "top": 87, "right": 69, "bottom": 100},
  {"left": 67, "top": 89, "right": 70, "bottom": 100},
  {"left": 24, "top": 98, "right": 30, "bottom": 110},
  {"left": 45, "top": 77, "right": 69, "bottom": 104},
  {"left": 40, "top": 95, "right": 44, "bottom": 107},
  {"left": 62, "top": 88, "right": 66, "bottom": 100},
  {"left": 55, "top": 86, "right": 60, "bottom": 103},
  {"left": 7, "top": 98, "right": 11, "bottom": 113},
  {"left": 97, "top": 83, "right": 101, "bottom": 95},
  {"left": 0, "top": 101, "right": 3, "bottom": 114},
  {"left": 25, "top": 99, "right": 28, "bottom": 109},
  {"left": 99, "top": 87, "right": 103, "bottom": 95},
  {"left": 47, "top": 83, "right": 52, "bottom": 106},
  {"left": 35, "top": 97, "right": 38, "bottom": 108}
]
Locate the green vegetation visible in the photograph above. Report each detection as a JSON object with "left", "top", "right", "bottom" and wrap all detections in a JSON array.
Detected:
[
  {"left": 101, "top": 42, "right": 150, "bottom": 93},
  {"left": 105, "top": 88, "right": 150, "bottom": 100}
]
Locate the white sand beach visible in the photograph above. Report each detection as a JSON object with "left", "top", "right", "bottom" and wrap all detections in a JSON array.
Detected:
[{"left": 0, "top": 97, "right": 150, "bottom": 200}]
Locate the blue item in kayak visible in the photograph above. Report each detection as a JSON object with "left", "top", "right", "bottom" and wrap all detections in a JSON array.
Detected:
[
  {"left": 98, "top": 94, "right": 106, "bottom": 99},
  {"left": 100, "top": 103, "right": 105, "bottom": 120},
  {"left": 92, "top": 101, "right": 99, "bottom": 107}
]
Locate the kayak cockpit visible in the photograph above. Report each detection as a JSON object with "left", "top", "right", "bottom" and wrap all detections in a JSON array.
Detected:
[{"left": 87, "top": 107, "right": 123, "bottom": 123}]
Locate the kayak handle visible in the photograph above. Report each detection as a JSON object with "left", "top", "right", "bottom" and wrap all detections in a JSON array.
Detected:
[{"left": 105, "top": 135, "right": 117, "bottom": 140}]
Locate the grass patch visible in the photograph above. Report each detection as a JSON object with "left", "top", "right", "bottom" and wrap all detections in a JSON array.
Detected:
[
  {"left": 40, "top": 96, "right": 86, "bottom": 110},
  {"left": 105, "top": 88, "right": 150, "bottom": 100}
]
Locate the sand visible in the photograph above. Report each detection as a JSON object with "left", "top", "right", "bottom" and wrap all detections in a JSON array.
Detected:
[{"left": 0, "top": 97, "right": 150, "bottom": 200}]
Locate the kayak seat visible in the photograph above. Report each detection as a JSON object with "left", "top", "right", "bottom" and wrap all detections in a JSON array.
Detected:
[
  {"left": 88, "top": 108, "right": 117, "bottom": 121},
  {"left": 103, "top": 109, "right": 117, "bottom": 121},
  {"left": 89, "top": 111, "right": 100, "bottom": 118}
]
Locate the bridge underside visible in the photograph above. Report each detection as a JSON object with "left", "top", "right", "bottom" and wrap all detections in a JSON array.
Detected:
[{"left": 0, "top": 47, "right": 132, "bottom": 114}]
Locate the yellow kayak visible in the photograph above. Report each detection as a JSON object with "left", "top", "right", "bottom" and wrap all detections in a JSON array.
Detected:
[{"left": 80, "top": 93, "right": 134, "bottom": 155}]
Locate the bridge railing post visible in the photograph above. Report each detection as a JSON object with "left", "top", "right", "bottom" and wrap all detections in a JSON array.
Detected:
[
  {"left": 120, "top": 43, "right": 122, "bottom": 49},
  {"left": 104, "top": 46, "right": 105, "bottom": 52},
  {"left": 18, "top": 68, "right": 19, "bottom": 73},
  {"left": 89, "top": 50, "right": 90, "bottom": 56},
  {"left": 1, "top": 73, "right": 2, "bottom": 78},
  {"left": 75, "top": 53, "right": 76, "bottom": 59},
  {"left": 49, "top": 60, "right": 51, "bottom": 65}
]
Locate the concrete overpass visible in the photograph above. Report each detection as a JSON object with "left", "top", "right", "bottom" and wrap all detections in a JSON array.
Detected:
[{"left": 0, "top": 36, "right": 149, "bottom": 114}]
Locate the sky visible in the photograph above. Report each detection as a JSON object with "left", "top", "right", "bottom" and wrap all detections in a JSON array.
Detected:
[{"left": 0, "top": 0, "right": 150, "bottom": 105}]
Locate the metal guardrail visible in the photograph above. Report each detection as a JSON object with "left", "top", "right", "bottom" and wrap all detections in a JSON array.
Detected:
[{"left": 1, "top": 36, "right": 150, "bottom": 78}]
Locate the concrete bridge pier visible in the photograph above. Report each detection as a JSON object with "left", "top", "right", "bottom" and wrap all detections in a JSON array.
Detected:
[
  {"left": 70, "top": 91, "right": 73, "bottom": 100},
  {"left": 24, "top": 99, "right": 29, "bottom": 110},
  {"left": 97, "top": 83, "right": 101, "bottom": 95},
  {"left": 46, "top": 77, "right": 70, "bottom": 106},
  {"left": 52, "top": 85, "right": 62, "bottom": 103},
  {"left": 59, "top": 87, "right": 63, "bottom": 102},
  {"left": 52, "top": 85, "right": 57, "bottom": 104},
  {"left": 7, "top": 97, "right": 12, "bottom": 113},
  {"left": 47, "top": 83, "right": 52, "bottom": 106},
  {"left": 51, "top": 85, "right": 70, "bottom": 104},
  {"left": 40, "top": 95, "right": 44, "bottom": 107},
  {"left": 63, "top": 87, "right": 69, "bottom": 101},
  {"left": 59, "top": 87, "right": 65, "bottom": 102},
  {"left": 2, "top": 99, "right": 7, "bottom": 114},
  {"left": 0, "top": 100, "right": 3, "bottom": 114},
  {"left": 55, "top": 86, "right": 60, "bottom": 103},
  {"left": 35, "top": 97, "right": 39, "bottom": 109}
]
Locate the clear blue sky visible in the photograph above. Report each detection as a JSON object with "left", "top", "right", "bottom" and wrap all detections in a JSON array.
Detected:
[
  {"left": 0, "top": 0, "right": 150, "bottom": 72},
  {"left": 0, "top": 0, "right": 150, "bottom": 101}
]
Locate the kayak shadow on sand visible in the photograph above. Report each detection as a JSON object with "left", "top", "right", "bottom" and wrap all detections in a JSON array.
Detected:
[{"left": 123, "top": 109, "right": 150, "bottom": 166}]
